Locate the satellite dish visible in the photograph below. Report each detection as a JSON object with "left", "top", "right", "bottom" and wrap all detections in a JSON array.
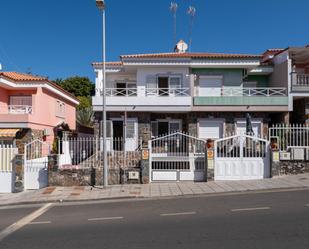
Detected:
[{"left": 176, "top": 40, "right": 188, "bottom": 53}]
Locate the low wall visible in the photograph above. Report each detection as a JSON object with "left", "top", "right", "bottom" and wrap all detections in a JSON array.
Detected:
[
  {"left": 48, "top": 168, "right": 141, "bottom": 186},
  {"left": 272, "top": 161, "right": 309, "bottom": 177}
]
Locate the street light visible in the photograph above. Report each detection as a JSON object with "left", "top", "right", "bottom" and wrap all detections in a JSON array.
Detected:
[{"left": 96, "top": 0, "right": 108, "bottom": 187}]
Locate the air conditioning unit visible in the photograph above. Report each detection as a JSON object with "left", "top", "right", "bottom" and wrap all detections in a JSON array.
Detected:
[
  {"left": 291, "top": 148, "right": 305, "bottom": 161},
  {"left": 43, "top": 129, "right": 51, "bottom": 136},
  {"left": 279, "top": 151, "right": 291, "bottom": 161},
  {"left": 128, "top": 171, "right": 139, "bottom": 180}
]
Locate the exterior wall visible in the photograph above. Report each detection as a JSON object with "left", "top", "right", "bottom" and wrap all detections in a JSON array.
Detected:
[
  {"left": 0, "top": 87, "right": 8, "bottom": 112},
  {"left": 269, "top": 52, "right": 289, "bottom": 88}
]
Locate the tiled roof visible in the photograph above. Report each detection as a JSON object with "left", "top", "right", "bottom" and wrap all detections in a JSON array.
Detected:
[
  {"left": 0, "top": 72, "right": 79, "bottom": 104},
  {"left": 120, "top": 52, "right": 262, "bottom": 59},
  {"left": 0, "top": 72, "right": 47, "bottom": 81},
  {"left": 92, "top": 61, "right": 123, "bottom": 66}
]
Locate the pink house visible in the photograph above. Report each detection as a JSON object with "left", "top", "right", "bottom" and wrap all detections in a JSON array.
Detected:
[{"left": 0, "top": 72, "right": 79, "bottom": 147}]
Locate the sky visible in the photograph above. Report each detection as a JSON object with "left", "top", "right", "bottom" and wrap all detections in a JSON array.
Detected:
[{"left": 0, "top": 0, "right": 309, "bottom": 82}]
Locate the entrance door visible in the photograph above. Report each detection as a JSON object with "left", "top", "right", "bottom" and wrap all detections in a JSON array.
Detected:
[
  {"left": 113, "top": 121, "right": 124, "bottom": 150},
  {"left": 158, "top": 77, "right": 169, "bottom": 96},
  {"left": 158, "top": 122, "right": 169, "bottom": 136},
  {"left": 199, "top": 76, "right": 222, "bottom": 96}
]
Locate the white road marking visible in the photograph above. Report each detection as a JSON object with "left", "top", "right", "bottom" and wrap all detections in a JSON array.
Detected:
[
  {"left": 29, "top": 221, "right": 51, "bottom": 225},
  {"left": 88, "top": 217, "right": 124, "bottom": 221},
  {"left": 231, "top": 207, "right": 271, "bottom": 212},
  {"left": 0, "top": 203, "right": 53, "bottom": 242},
  {"left": 160, "top": 211, "right": 196, "bottom": 217}
]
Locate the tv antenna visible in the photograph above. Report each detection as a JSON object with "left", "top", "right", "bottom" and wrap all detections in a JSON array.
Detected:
[
  {"left": 170, "top": 2, "right": 178, "bottom": 49},
  {"left": 187, "top": 6, "right": 196, "bottom": 52}
]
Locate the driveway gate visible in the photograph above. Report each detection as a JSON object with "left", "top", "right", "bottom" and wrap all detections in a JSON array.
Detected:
[
  {"left": 214, "top": 134, "right": 270, "bottom": 180},
  {"left": 149, "top": 132, "right": 206, "bottom": 182},
  {"left": 24, "top": 139, "right": 50, "bottom": 190}
]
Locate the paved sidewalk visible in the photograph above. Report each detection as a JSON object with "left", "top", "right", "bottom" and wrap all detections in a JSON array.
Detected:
[{"left": 1, "top": 174, "right": 309, "bottom": 206}]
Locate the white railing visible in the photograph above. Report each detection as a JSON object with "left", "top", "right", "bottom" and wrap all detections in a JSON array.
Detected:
[
  {"left": 221, "top": 87, "right": 287, "bottom": 97},
  {"left": 105, "top": 88, "right": 137, "bottom": 97},
  {"left": 8, "top": 105, "right": 33, "bottom": 114},
  {"left": 291, "top": 73, "right": 309, "bottom": 87},
  {"left": 269, "top": 124, "right": 309, "bottom": 151},
  {"left": 145, "top": 88, "right": 190, "bottom": 97}
]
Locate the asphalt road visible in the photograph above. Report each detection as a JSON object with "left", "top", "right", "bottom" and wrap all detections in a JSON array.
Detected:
[{"left": 1, "top": 189, "right": 309, "bottom": 249}]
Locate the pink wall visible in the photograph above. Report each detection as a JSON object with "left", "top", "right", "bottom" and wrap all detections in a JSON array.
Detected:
[{"left": 0, "top": 85, "right": 78, "bottom": 145}]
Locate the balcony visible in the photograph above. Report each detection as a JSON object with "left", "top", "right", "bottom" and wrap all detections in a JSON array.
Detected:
[
  {"left": 92, "top": 87, "right": 191, "bottom": 111},
  {"left": 291, "top": 73, "right": 309, "bottom": 91},
  {"left": 0, "top": 105, "right": 33, "bottom": 127},
  {"left": 194, "top": 87, "right": 288, "bottom": 106}
]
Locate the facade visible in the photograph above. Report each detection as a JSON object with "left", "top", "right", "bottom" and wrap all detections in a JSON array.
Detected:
[
  {"left": 0, "top": 72, "right": 79, "bottom": 147},
  {"left": 92, "top": 41, "right": 291, "bottom": 152}
]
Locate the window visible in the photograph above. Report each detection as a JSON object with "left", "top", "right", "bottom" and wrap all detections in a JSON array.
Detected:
[
  {"left": 56, "top": 101, "right": 66, "bottom": 117},
  {"left": 146, "top": 75, "right": 183, "bottom": 89},
  {"left": 169, "top": 76, "right": 182, "bottom": 89},
  {"left": 151, "top": 120, "right": 181, "bottom": 137},
  {"left": 9, "top": 96, "right": 32, "bottom": 106}
]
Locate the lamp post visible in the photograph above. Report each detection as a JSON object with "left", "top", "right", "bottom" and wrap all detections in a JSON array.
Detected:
[{"left": 96, "top": 0, "right": 108, "bottom": 187}]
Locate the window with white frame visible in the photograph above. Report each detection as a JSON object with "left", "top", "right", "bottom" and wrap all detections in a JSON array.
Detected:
[
  {"left": 56, "top": 100, "right": 66, "bottom": 117},
  {"left": 146, "top": 75, "right": 183, "bottom": 89},
  {"left": 126, "top": 120, "right": 135, "bottom": 138}
]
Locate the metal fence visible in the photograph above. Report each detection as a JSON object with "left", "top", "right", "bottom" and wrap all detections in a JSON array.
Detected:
[
  {"left": 269, "top": 124, "right": 309, "bottom": 151},
  {"left": 58, "top": 137, "right": 142, "bottom": 170}
]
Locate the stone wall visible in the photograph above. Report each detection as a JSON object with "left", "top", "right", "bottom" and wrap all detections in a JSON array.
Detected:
[
  {"left": 15, "top": 129, "right": 44, "bottom": 154},
  {"left": 48, "top": 168, "right": 141, "bottom": 186},
  {"left": 272, "top": 160, "right": 309, "bottom": 177}
]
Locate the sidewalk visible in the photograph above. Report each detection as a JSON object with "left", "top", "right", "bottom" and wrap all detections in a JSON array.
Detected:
[{"left": 1, "top": 174, "right": 309, "bottom": 207}]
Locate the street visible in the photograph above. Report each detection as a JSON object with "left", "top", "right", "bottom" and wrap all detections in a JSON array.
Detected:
[{"left": 0, "top": 189, "right": 309, "bottom": 249}]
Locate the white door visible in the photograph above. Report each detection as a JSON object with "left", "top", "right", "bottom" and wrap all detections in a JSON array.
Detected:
[
  {"left": 199, "top": 76, "right": 222, "bottom": 96},
  {"left": 199, "top": 119, "right": 223, "bottom": 140},
  {"left": 236, "top": 120, "right": 261, "bottom": 137},
  {"left": 125, "top": 119, "right": 138, "bottom": 151}
]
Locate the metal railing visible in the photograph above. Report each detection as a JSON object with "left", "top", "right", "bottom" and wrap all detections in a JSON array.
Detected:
[
  {"left": 58, "top": 136, "right": 142, "bottom": 170},
  {"left": 269, "top": 124, "right": 309, "bottom": 151},
  {"left": 145, "top": 88, "right": 190, "bottom": 96},
  {"left": 8, "top": 105, "right": 33, "bottom": 114},
  {"left": 221, "top": 87, "right": 287, "bottom": 97}
]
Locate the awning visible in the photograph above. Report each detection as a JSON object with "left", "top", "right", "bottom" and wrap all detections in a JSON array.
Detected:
[{"left": 0, "top": 129, "right": 20, "bottom": 138}]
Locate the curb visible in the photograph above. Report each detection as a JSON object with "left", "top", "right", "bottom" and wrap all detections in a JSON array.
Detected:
[{"left": 1, "top": 186, "right": 309, "bottom": 208}]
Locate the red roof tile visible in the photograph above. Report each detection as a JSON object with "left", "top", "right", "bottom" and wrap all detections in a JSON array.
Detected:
[{"left": 120, "top": 52, "right": 262, "bottom": 59}]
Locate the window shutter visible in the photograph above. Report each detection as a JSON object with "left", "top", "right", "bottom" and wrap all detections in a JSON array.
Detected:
[
  {"left": 146, "top": 75, "right": 157, "bottom": 89},
  {"left": 126, "top": 121, "right": 135, "bottom": 138}
]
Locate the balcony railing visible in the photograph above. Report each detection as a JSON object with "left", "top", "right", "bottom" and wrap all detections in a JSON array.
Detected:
[
  {"left": 106, "top": 88, "right": 137, "bottom": 97},
  {"left": 100, "top": 88, "right": 190, "bottom": 97},
  {"left": 221, "top": 87, "right": 287, "bottom": 97},
  {"left": 8, "top": 105, "right": 33, "bottom": 114},
  {"left": 291, "top": 73, "right": 309, "bottom": 90},
  {"left": 146, "top": 88, "right": 190, "bottom": 97}
]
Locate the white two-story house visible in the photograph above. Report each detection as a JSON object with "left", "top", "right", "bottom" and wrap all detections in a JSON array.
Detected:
[{"left": 92, "top": 41, "right": 289, "bottom": 151}]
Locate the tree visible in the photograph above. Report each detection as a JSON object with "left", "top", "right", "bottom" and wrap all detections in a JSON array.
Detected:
[
  {"left": 58, "top": 76, "right": 94, "bottom": 97},
  {"left": 77, "top": 96, "right": 92, "bottom": 110},
  {"left": 77, "top": 108, "right": 95, "bottom": 128}
]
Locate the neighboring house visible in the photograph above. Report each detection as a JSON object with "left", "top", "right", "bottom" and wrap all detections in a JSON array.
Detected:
[
  {"left": 263, "top": 46, "right": 309, "bottom": 124},
  {"left": 0, "top": 72, "right": 80, "bottom": 147},
  {"left": 92, "top": 40, "right": 290, "bottom": 151}
]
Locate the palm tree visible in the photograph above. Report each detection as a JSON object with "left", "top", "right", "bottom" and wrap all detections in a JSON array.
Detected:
[{"left": 77, "top": 108, "right": 95, "bottom": 128}]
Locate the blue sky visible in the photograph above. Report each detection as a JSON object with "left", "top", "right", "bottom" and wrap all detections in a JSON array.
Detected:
[{"left": 0, "top": 0, "right": 309, "bottom": 82}]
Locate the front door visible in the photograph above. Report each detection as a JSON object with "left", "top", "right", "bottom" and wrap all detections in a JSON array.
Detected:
[
  {"left": 158, "top": 77, "right": 169, "bottom": 96},
  {"left": 113, "top": 121, "right": 124, "bottom": 150}
]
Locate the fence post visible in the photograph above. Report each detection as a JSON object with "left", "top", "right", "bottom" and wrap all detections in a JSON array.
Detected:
[{"left": 140, "top": 140, "right": 151, "bottom": 184}]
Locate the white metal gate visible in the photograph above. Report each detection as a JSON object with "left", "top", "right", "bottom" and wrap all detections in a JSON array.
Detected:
[
  {"left": 24, "top": 140, "right": 50, "bottom": 190},
  {"left": 214, "top": 134, "right": 270, "bottom": 180},
  {"left": 149, "top": 132, "right": 206, "bottom": 182}
]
